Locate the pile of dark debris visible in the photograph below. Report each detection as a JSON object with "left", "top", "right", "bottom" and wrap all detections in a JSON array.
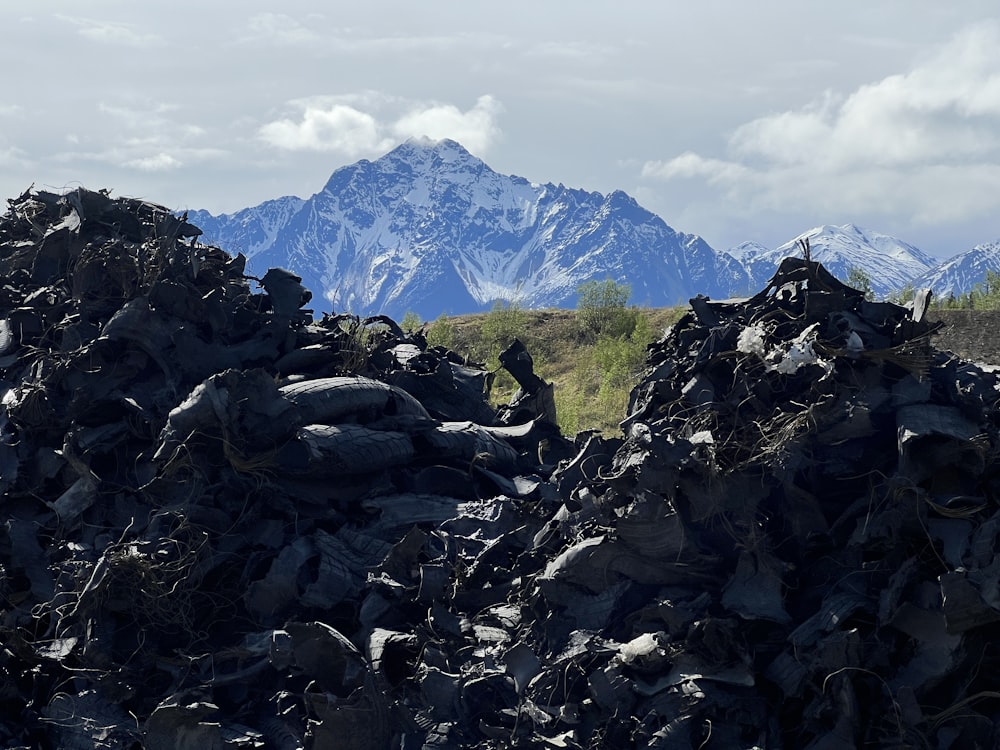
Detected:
[{"left": 1, "top": 187, "right": 999, "bottom": 749}]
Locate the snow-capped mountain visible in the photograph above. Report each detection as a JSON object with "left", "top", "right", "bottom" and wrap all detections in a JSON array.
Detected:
[
  {"left": 727, "top": 224, "right": 939, "bottom": 298},
  {"left": 725, "top": 241, "right": 769, "bottom": 262},
  {"left": 188, "top": 138, "right": 750, "bottom": 320},
  {"left": 909, "top": 240, "right": 1000, "bottom": 300},
  {"left": 185, "top": 139, "right": 995, "bottom": 314}
]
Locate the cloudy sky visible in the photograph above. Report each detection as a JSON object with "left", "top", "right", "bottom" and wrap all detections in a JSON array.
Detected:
[{"left": 3, "top": 1, "right": 1000, "bottom": 258}]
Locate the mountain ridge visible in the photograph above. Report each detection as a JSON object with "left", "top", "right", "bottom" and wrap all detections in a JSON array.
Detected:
[
  {"left": 909, "top": 240, "right": 1000, "bottom": 299},
  {"left": 189, "top": 138, "right": 751, "bottom": 319},
  {"left": 188, "top": 138, "right": 997, "bottom": 316},
  {"left": 726, "top": 223, "right": 940, "bottom": 298}
]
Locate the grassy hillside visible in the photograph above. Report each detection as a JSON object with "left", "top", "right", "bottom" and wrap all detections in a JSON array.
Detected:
[
  {"left": 407, "top": 303, "right": 1000, "bottom": 437},
  {"left": 412, "top": 306, "right": 685, "bottom": 435}
]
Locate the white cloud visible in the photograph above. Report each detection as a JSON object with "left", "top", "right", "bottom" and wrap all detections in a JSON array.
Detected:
[
  {"left": 728, "top": 91, "right": 841, "bottom": 166},
  {"left": 642, "top": 152, "right": 750, "bottom": 185},
  {"left": 523, "top": 40, "right": 616, "bottom": 61},
  {"left": 56, "top": 15, "right": 161, "bottom": 47},
  {"left": 392, "top": 95, "right": 502, "bottom": 153},
  {"left": 642, "top": 20, "right": 1000, "bottom": 225},
  {"left": 50, "top": 144, "right": 227, "bottom": 172},
  {"left": 81, "top": 100, "right": 217, "bottom": 171},
  {"left": 258, "top": 103, "right": 394, "bottom": 155},
  {"left": 242, "top": 13, "right": 320, "bottom": 45},
  {"left": 258, "top": 95, "right": 503, "bottom": 156},
  {"left": 0, "top": 146, "right": 29, "bottom": 168},
  {"left": 124, "top": 153, "right": 182, "bottom": 171},
  {"left": 318, "top": 31, "right": 508, "bottom": 57},
  {"left": 99, "top": 101, "right": 178, "bottom": 126}
]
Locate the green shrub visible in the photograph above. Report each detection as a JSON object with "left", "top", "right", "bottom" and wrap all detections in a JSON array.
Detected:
[
  {"left": 443, "top": 305, "right": 678, "bottom": 436},
  {"left": 551, "top": 313, "right": 653, "bottom": 435},
  {"left": 575, "top": 279, "right": 638, "bottom": 340},
  {"left": 426, "top": 314, "right": 455, "bottom": 349},
  {"left": 479, "top": 298, "right": 526, "bottom": 361},
  {"left": 400, "top": 310, "right": 423, "bottom": 332}
]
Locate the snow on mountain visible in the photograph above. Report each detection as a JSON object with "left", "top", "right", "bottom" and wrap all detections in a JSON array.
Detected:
[
  {"left": 910, "top": 240, "right": 1000, "bottom": 299},
  {"left": 724, "top": 241, "right": 769, "bottom": 261},
  {"left": 188, "top": 195, "right": 305, "bottom": 259},
  {"left": 728, "top": 224, "right": 939, "bottom": 298},
  {"left": 187, "top": 140, "right": 988, "bottom": 315},
  {"left": 188, "top": 138, "right": 750, "bottom": 320}
]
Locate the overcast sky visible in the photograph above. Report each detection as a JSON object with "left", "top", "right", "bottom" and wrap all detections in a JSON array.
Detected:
[{"left": 3, "top": 2, "right": 1000, "bottom": 258}]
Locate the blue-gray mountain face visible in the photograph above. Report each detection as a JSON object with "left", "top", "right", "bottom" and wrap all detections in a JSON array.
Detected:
[
  {"left": 727, "top": 227, "right": 1000, "bottom": 302},
  {"left": 188, "top": 138, "right": 751, "bottom": 320},
  {"left": 188, "top": 137, "right": 999, "bottom": 317},
  {"left": 909, "top": 240, "right": 1000, "bottom": 300},
  {"left": 726, "top": 224, "right": 940, "bottom": 299}
]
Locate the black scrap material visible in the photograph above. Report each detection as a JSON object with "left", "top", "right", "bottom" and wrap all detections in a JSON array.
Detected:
[
  {"left": 2, "top": 189, "right": 1000, "bottom": 748},
  {"left": 556, "top": 258, "right": 1000, "bottom": 748},
  {"left": 0, "top": 188, "right": 568, "bottom": 748}
]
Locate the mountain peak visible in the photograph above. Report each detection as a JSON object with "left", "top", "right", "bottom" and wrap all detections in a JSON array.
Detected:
[
  {"left": 726, "top": 241, "right": 769, "bottom": 259},
  {"left": 187, "top": 139, "right": 983, "bottom": 317},
  {"left": 834, "top": 222, "right": 866, "bottom": 234},
  {"left": 188, "top": 139, "right": 748, "bottom": 318},
  {"left": 798, "top": 223, "right": 866, "bottom": 241},
  {"left": 384, "top": 136, "right": 479, "bottom": 166},
  {"left": 754, "top": 223, "right": 936, "bottom": 297},
  {"left": 910, "top": 238, "right": 1000, "bottom": 297},
  {"left": 367, "top": 137, "right": 495, "bottom": 190},
  {"left": 973, "top": 238, "right": 1000, "bottom": 252},
  {"left": 319, "top": 137, "right": 488, "bottom": 196}
]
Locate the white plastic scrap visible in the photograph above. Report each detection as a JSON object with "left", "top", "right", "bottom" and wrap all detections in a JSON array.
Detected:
[
  {"left": 618, "top": 631, "right": 666, "bottom": 666},
  {"left": 769, "top": 323, "right": 833, "bottom": 375},
  {"left": 736, "top": 323, "right": 768, "bottom": 358},
  {"left": 689, "top": 430, "right": 715, "bottom": 445}
]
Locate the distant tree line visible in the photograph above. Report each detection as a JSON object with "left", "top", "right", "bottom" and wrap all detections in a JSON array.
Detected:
[
  {"left": 933, "top": 269, "right": 1000, "bottom": 310},
  {"left": 847, "top": 266, "right": 1000, "bottom": 310}
]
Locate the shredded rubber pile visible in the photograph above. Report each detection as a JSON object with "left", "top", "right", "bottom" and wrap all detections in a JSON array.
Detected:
[
  {"left": 1, "top": 188, "right": 999, "bottom": 748},
  {"left": 523, "top": 259, "right": 1000, "bottom": 747},
  {"left": 0, "top": 188, "right": 569, "bottom": 749}
]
